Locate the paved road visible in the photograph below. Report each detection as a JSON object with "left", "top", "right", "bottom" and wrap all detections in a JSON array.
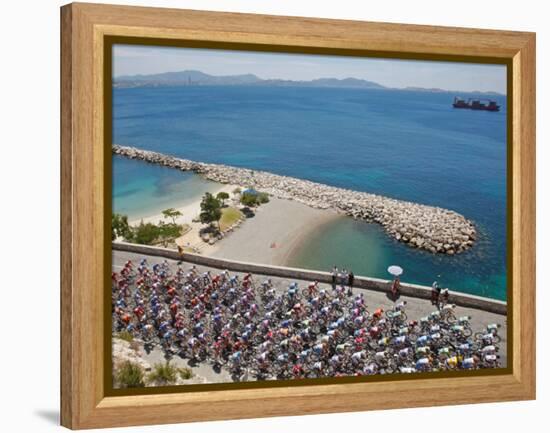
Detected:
[{"left": 112, "top": 250, "right": 507, "bottom": 383}]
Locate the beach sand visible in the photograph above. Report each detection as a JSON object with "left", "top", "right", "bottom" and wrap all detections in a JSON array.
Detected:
[
  {"left": 209, "top": 197, "right": 341, "bottom": 266},
  {"left": 126, "top": 181, "right": 341, "bottom": 262},
  {"left": 128, "top": 183, "right": 239, "bottom": 255},
  {"left": 128, "top": 182, "right": 236, "bottom": 226}
]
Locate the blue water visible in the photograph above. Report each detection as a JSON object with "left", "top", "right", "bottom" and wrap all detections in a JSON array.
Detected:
[
  {"left": 113, "top": 155, "right": 219, "bottom": 220},
  {"left": 113, "top": 85, "right": 507, "bottom": 300}
]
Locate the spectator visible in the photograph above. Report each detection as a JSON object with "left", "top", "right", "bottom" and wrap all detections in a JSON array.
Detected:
[
  {"left": 177, "top": 244, "right": 184, "bottom": 264},
  {"left": 347, "top": 270, "right": 355, "bottom": 296},
  {"left": 342, "top": 268, "right": 348, "bottom": 285},
  {"left": 441, "top": 288, "right": 450, "bottom": 306},
  {"left": 391, "top": 276, "right": 401, "bottom": 300},
  {"left": 331, "top": 266, "right": 338, "bottom": 286},
  {"left": 431, "top": 281, "right": 441, "bottom": 306}
]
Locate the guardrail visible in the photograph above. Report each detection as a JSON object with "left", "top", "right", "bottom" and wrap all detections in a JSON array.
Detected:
[{"left": 112, "top": 242, "right": 507, "bottom": 315}]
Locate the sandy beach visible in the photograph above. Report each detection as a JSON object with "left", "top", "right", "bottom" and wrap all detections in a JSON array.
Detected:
[
  {"left": 209, "top": 197, "right": 341, "bottom": 266},
  {"left": 128, "top": 182, "right": 240, "bottom": 254},
  {"left": 125, "top": 175, "right": 341, "bottom": 263},
  {"left": 128, "top": 182, "right": 236, "bottom": 226}
]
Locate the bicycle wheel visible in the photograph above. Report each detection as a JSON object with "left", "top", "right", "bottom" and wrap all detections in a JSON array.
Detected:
[{"left": 474, "top": 332, "right": 485, "bottom": 341}]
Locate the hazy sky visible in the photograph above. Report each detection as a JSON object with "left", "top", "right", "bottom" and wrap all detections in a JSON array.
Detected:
[{"left": 113, "top": 44, "right": 506, "bottom": 93}]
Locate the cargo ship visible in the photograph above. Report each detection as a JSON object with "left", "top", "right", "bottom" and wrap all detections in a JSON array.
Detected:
[{"left": 453, "top": 97, "right": 500, "bottom": 112}]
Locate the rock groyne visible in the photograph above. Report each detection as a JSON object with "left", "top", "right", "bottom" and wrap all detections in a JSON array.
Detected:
[{"left": 113, "top": 145, "right": 477, "bottom": 255}]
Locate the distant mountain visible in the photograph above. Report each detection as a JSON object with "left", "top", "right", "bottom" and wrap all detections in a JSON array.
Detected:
[
  {"left": 114, "top": 70, "right": 385, "bottom": 89},
  {"left": 254, "top": 77, "right": 385, "bottom": 89},
  {"left": 311, "top": 77, "right": 384, "bottom": 88},
  {"left": 115, "top": 70, "right": 262, "bottom": 87},
  {"left": 113, "top": 70, "right": 503, "bottom": 95}
]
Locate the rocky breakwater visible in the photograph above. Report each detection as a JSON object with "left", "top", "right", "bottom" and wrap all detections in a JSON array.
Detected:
[{"left": 113, "top": 145, "right": 477, "bottom": 255}]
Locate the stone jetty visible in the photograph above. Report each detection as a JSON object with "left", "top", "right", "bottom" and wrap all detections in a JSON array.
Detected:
[{"left": 113, "top": 145, "right": 477, "bottom": 255}]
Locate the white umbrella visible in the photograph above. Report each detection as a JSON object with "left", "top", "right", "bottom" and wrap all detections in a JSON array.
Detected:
[{"left": 387, "top": 265, "right": 403, "bottom": 276}]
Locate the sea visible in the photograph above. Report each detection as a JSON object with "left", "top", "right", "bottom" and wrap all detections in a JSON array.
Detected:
[{"left": 112, "top": 85, "right": 507, "bottom": 300}]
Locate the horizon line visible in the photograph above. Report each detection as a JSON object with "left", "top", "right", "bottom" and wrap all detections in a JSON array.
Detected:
[{"left": 113, "top": 68, "right": 506, "bottom": 95}]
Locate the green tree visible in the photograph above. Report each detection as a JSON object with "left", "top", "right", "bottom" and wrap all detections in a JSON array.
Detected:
[
  {"left": 132, "top": 221, "right": 161, "bottom": 245},
  {"left": 258, "top": 192, "right": 270, "bottom": 204},
  {"left": 161, "top": 208, "right": 182, "bottom": 224},
  {"left": 158, "top": 222, "right": 182, "bottom": 247},
  {"left": 216, "top": 191, "right": 230, "bottom": 206},
  {"left": 200, "top": 192, "right": 222, "bottom": 230},
  {"left": 112, "top": 213, "right": 132, "bottom": 241},
  {"left": 240, "top": 192, "right": 258, "bottom": 207}
]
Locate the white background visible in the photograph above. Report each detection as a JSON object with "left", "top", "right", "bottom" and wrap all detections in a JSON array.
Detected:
[{"left": 0, "top": 0, "right": 546, "bottom": 431}]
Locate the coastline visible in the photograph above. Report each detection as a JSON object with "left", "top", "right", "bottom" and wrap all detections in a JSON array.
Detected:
[
  {"left": 127, "top": 182, "right": 239, "bottom": 255},
  {"left": 113, "top": 150, "right": 505, "bottom": 298},
  {"left": 282, "top": 213, "right": 346, "bottom": 268},
  {"left": 209, "top": 197, "right": 341, "bottom": 266},
  {"left": 124, "top": 182, "right": 339, "bottom": 263},
  {"left": 127, "top": 182, "right": 235, "bottom": 226},
  {"left": 113, "top": 144, "right": 478, "bottom": 255}
]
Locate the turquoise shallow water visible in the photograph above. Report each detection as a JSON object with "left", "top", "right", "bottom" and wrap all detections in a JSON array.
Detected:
[
  {"left": 289, "top": 217, "right": 506, "bottom": 300},
  {"left": 113, "top": 155, "right": 218, "bottom": 221},
  {"left": 112, "top": 85, "right": 507, "bottom": 300}
]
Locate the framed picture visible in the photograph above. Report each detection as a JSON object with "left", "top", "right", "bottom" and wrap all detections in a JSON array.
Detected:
[{"left": 60, "top": 3, "right": 535, "bottom": 429}]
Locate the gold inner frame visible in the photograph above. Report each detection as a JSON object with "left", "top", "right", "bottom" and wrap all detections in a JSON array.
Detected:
[{"left": 102, "top": 35, "right": 514, "bottom": 397}]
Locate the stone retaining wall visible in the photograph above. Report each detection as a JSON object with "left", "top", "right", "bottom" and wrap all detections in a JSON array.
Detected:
[
  {"left": 113, "top": 145, "right": 477, "bottom": 255},
  {"left": 112, "top": 242, "right": 506, "bottom": 315}
]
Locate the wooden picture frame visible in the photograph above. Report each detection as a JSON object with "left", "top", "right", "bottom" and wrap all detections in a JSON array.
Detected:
[{"left": 61, "top": 2, "right": 536, "bottom": 429}]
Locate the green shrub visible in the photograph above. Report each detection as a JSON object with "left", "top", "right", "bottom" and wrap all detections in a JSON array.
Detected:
[
  {"left": 179, "top": 367, "right": 193, "bottom": 380},
  {"left": 116, "top": 331, "right": 134, "bottom": 343},
  {"left": 240, "top": 191, "right": 270, "bottom": 206},
  {"left": 115, "top": 361, "right": 145, "bottom": 389},
  {"left": 132, "top": 221, "right": 161, "bottom": 245},
  {"left": 147, "top": 362, "right": 178, "bottom": 386},
  {"left": 258, "top": 192, "right": 270, "bottom": 204},
  {"left": 240, "top": 192, "right": 258, "bottom": 207},
  {"left": 112, "top": 213, "right": 132, "bottom": 241},
  {"left": 128, "top": 220, "right": 183, "bottom": 246},
  {"left": 158, "top": 222, "right": 183, "bottom": 247}
]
